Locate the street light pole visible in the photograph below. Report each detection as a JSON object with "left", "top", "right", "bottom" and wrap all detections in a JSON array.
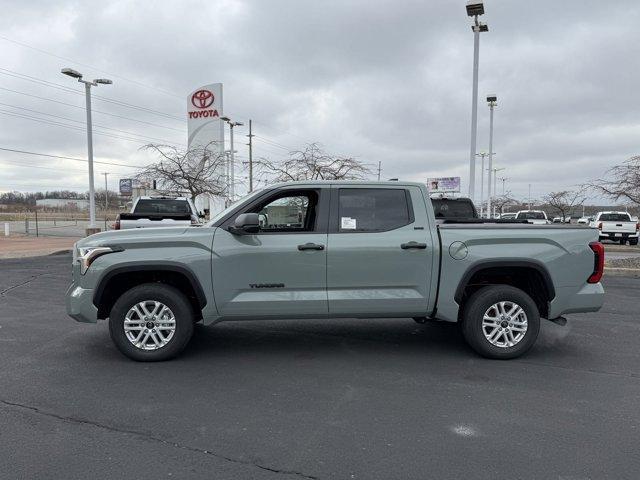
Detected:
[
  {"left": 466, "top": 1, "right": 488, "bottom": 202},
  {"left": 247, "top": 119, "right": 254, "bottom": 192},
  {"left": 61, "top": 68, "right": 112, "bottom": 234},
  {"left": 475, "top": 152, "right": 489, "bottom": 216},
  {"left": 486, "top": 95, "right": 497, "bottom": 217}
]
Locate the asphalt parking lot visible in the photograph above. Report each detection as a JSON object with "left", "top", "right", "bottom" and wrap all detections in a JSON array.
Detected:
[{"left": 1, "top": 255, "right": 639, "bottom": 479}]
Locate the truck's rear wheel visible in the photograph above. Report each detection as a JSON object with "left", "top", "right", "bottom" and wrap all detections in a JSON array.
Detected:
[
  {"left": 461, "top": 285, "right": 540, "bottom": 359},
  {"left": 109, "top": 283, "right": 194, "bottom": 361},
  {"left": 631, "top": 238, "right": 639, "bottom": 246}
]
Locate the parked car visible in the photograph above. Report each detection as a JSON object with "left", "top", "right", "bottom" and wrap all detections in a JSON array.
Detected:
[
  {"left": 67, "top": 181, "right": 605, "bottom": 362},
  {"left": 515, "top": 210, "right": 550, "bottom": 225},
  {"left": 114, "top": 196, "right": 203, "bottom": 230},
  {"left": 577, "top": 216, "right": 592, "bottom": 225},
  {"left": 590, "top": 211, "right": 639, "bottom": 245}
]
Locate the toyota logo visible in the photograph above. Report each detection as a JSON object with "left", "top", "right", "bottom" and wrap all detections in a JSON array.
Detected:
[{"left": 191, "top": 90, "right": 214, "bottom": 109}]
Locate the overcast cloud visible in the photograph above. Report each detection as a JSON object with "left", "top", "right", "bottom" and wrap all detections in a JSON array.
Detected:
[{"left": 0, "top": 0, "right": 639, "bottom": 201}]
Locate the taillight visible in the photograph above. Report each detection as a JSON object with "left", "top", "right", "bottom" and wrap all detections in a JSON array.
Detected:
[
  {"left": 636, "top": 223, "right": 639, "bottom": 232},
  {"left": 113, "top": 216, "right": 120, "bottom": 230},
  {"left": 190, "top": 215, "right": 198, "bottom": 225},
  {"left": 588, "top": 241, "right": 604, "bottom": 284},
  {"left": 598, "top": 222, "right": 603, "bottom": 230}
]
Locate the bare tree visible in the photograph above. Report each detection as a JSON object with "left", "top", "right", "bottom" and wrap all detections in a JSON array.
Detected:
[
  {"left": 543, "top": 189, "right": 586, "bottom": 221},
  {"left": 137, "top": 143, "right": 227, "bottom": 201},
  {"left": 492, "top": 192, "right": 518, "bottom": 214},
  {"left": 258, "top": 143, "right": 371, "bottom": 183},
  {"left": 589, "top": 155, "right": 640, "bottom": 205}
]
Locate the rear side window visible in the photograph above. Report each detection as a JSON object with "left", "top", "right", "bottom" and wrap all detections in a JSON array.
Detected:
[
  {"left": 338, "top": 188, "right": 412, "bottom": 232},
  {"left": 599, "top": 213, "right": 631, "bottom": 222},
  {"left": 134, "top": 199, "right": 191, "bottom": 214}
]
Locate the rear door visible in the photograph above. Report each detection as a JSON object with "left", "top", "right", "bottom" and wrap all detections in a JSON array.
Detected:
[
  {"left": 212, "top": 187, "right": 329, "bottom": 318},
  {"left": 326, "top": 185, "right": 436, "bottom": 317}
]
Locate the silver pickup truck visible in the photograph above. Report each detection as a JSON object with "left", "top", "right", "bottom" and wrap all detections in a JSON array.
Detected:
[{"left": 66, "top": 181, "right": 605, "bottom": 362}]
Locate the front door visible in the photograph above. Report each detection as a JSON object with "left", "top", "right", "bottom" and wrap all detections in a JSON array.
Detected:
[
  {"left": 212, "top": 187, "right": 329, "bottom": 319},
  {"left": 327, "top": 186, "right": 436, "bottom": 317}
]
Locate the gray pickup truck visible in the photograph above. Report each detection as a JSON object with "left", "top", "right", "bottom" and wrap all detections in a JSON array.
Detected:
[{"left": 66, "top": 181, "right": 605, "bottom": 361}]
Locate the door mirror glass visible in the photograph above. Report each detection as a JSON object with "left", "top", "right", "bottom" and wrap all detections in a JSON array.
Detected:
[{"left": 231, "top": 213, "right": 260, "bottom": 234}]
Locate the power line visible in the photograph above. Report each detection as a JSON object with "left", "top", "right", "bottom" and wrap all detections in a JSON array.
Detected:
[
  {"left": 0, "top": 146, "right": 144, "bottom": 168},
  {"left": 0, "top": 86, "right": 186, "bottom": 132},
  {"left": 0, "top": 101, "right": 185, "bottom": 145},
  {"left": 0, "top": 109, "right": 182, "bottom": 146},
  {"left": 0, "top": 68, "right": 184, "bottom": 121},
  {"left": 0, "top": 34, "right": 183, "bottom": 99}
]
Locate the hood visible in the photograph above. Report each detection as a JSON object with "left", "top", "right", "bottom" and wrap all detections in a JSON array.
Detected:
[{"left": 76, "top": 226, "right": 192, "bottom": 248}]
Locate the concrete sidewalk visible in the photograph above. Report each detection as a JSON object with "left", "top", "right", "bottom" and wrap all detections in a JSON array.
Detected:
[{"left": 0, "top": 234, "right": 79, "bottom": 259}]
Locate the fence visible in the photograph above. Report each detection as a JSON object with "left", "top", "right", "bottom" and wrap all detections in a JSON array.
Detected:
[{"left": 1, "top": 211, "right": 117, "bottom": 237}]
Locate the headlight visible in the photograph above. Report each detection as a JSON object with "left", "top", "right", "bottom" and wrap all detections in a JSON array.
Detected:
[{"left": 76, "top": 246, "right": 120, "bottom": 275}]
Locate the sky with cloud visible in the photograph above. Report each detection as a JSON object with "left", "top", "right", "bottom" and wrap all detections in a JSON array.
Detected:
[{"left": 0, "top": 0, "right": 638, "bottom": 203}]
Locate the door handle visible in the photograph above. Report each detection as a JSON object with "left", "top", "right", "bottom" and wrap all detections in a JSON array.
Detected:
[
  {"left": 298, "top": 243, "right": 325, "bottom": 251},
  {"left": 401, "top": 241, "right": 427, "bottom": 250}
]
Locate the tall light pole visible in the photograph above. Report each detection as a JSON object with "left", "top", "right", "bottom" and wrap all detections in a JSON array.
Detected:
[
  {"left": 491, "top": 166, "right": 505, "bottom": 217},
  {"left": 246, "top": 119, "right": 254, "bottom": 192},
  {"left": 61, "top": 68, "right": 112, "bottom": 234},
  {"left": 466, "top": 1, "right": 488, "bottom": 202},
  {"left": 486, "top": 94, "right": 497, "bottom": 216},
  {"left": 528, "top": 183, "right": 532, "bottom": 209},
  {"left": 500, "top": 176, "right": 508, "bottom": 195},
  {"left": 475, "top": 151, "right": 491, "bottom": 216},
  {"left": 221, "top": 117, "right": 243, "bottom": 201}
]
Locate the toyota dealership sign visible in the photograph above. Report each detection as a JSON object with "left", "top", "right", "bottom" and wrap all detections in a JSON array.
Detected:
[{"left": 187, "top": 83, "right": 224, "bottom": 151}]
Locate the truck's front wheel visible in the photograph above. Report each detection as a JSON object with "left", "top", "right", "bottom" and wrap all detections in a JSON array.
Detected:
[
  {"left": 461, "top": 285, "right": 540, "bottom": 359},
  {"left": 109, "top": 283, "right": 194, "bottom": 361}
]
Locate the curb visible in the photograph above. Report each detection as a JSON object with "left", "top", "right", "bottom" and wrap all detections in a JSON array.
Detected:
[{"left": 604, "top": 267, "right": 640, "bottom": 277}]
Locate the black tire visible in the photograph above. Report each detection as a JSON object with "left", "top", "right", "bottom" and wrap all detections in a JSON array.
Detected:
[
  {"left": 630, "top": 238, "right": 638, "bottom": 246},
  {"left": 109, "top": 283, "right": 194, "bottom": 361},
  {"left": 620, "top": 239, "right": 625, "bottom": 245},
  {"left": 461, "top": 285, "right": 540, "bottom": 359}
]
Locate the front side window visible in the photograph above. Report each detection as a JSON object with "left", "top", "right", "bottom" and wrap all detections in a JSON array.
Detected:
[
  {"left": 338, "top": 188, "right": 411, "bottom": 232},
  {"left": 246, "top": 191, "right": 318, "bottom": 233}
]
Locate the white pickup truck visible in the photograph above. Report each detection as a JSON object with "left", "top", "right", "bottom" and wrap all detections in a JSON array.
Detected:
[
  {"left": 515, "top": 210, "right": 550, "bottom": 225},
  {"left": 114, "top": 197, "right": 202, "bottom": 230},
  {"left": 591, "top": 211, "right": 639, "bottom": 245}
]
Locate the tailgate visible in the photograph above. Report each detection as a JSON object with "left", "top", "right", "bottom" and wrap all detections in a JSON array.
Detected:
[{"left": 601, "top": 222, "right": 636, "bottom": 234}]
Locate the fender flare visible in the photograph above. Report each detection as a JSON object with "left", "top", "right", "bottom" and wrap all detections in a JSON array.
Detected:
[
  {"left": 454, "top": 260, "right": 556, "bottom": 304},
  {"left": 93, "top": 262, "right": 207, "bottom": 309}
]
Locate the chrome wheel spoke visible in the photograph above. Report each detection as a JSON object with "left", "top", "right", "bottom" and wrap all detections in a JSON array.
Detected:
[
  {"left": 482, "top": 300, "right": 528, "bottom": 349},
  {"left": 124, "top": 300, "right": 176, "bottom": 351}
]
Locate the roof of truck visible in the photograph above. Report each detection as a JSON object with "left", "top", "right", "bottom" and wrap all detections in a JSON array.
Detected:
[{"left": 268, "top": 180, "right": 427, "bottom": 188}]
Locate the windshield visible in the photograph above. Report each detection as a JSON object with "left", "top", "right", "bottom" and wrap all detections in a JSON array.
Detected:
[
  {"left": 134, "top": 199, "right": 191, "bottom": 214},
  {"left": 431, "top": 199, "right": 477, "bottom": 219},
  {"left": 599, "top": 213, "right": 631, "bottom": 221},
  {"left": 207, "top": 188, "right": 267, "bottom": 225},
  {"left": 516, "top": 211, "right": 546, "bottom": 220}
]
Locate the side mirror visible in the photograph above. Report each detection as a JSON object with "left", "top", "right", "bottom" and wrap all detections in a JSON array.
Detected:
[
  {"left": 198, "top": 211, "right": 206, "bottom": 219},
  {"left": 230, "top": 213, "right": 260, "bottom": 235}
]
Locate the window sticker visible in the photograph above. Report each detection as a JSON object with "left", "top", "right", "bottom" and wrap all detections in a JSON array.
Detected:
[{"left": 341, "top": 217, "right": 357, "bottom": 230}]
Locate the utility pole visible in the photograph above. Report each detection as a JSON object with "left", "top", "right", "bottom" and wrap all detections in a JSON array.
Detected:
[
  {"left": 61, "top": 68, "right": 112, "bottom": 234},
  {"left": 246, "top": 119, "right": 254, "bottom": 192},
  {"left": 466, "top": 1, "right": 488, "bottom": 202},
  {"left": 377, "top": 161, "right": 382, "bottom": 181},
  {"left": 491, "top": 167, "right": 505, "bottom": 218},
  {"left": 528, "top": 183, "right": 532, "bottom": 210}
]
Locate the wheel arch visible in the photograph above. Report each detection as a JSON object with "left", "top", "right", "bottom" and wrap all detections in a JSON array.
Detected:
[
  {"left": 455, "top": 260, "right": 555, "bottom": 319},
  {"left": 94, "top": 263, "right": 207, "bottom": 320}
]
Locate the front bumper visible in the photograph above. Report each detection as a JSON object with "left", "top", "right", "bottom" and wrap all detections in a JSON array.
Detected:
[
  {"left": 548, "top": 282, "right": 605, "bottom": 318},
  {"left": 65, "top": 284, "right": 99, "bottom": 323}
]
